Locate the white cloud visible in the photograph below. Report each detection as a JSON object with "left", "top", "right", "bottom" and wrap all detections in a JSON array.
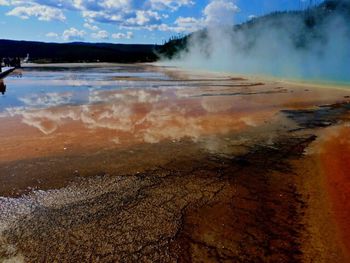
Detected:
[
  {"left": 1, "top": 0, "right": 241, "bottom": 36},
  {"left": 204, "top": 0, "right": 239, "bottom": 26},
  {"left": 0, "top": 0, "right": 9, "bottom": 6},
  {"left": 148, "top": 0, "right": 194, "bottom": 11},
  {"left": 91, "top": 30, "right": 109, "bottom": 39},
  {"left": 141, "top": 16, "right": 202, "bottom": 33},
  {"left": 46, "top": 32, "right": 59, "bottom": 38},
  {"left": 174, "top": 16, "right": 202, "bottom": 32},
  {"left": 99, "top": 0, "right": 131, "bottom": 10},
  {"left": 138, "top": 0, "right": 239, "bottom": 33},
  {"left": 84, "top": 22, "right": 99, "bottom": 31},
  {"left": 124, "top": 10, "right": 161, "bottom": 26},
  {"left": 62, "top": 27, "right": 86, "bottom": 41},
  {"left": 6, "top": 4, "right": 66, "bottom": 21},
  {"left": 82, "top": 10, "right": 124, "bottom": 24},
  {"left": 112, "top": 31, "right": 133, "bottom": 39}
]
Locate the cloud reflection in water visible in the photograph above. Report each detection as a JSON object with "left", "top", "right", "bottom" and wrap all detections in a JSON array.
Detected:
[{"left": 2, "top": 87, "right": 266, "bottom": 145}]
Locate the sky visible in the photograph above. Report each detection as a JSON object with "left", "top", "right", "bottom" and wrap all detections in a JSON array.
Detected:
[{"left": 0, "top": 0, "right": 321, "bottom": 44}]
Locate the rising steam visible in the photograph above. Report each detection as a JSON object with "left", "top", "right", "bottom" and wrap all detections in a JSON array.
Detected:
[{"left": 163, "top": 0, "right": 350, "bottom": 82}]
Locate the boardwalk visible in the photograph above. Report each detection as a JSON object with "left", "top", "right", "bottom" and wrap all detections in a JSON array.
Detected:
[{"left": 0, "top": 67, "right": 15, "bottom": 79}]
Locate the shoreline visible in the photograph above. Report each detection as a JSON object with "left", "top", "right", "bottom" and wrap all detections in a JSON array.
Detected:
[{"left": 153, "top": 61, "right": 350, "bottom": 90}]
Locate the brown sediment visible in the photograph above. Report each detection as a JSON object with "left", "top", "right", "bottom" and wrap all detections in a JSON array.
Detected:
[
  {"left": 279, "top": 104, "right": 350, "bottom": 262},
  {"left": 311, "top": 125, "right": 350, "bottom": 259},
  {"left": 171, "top": 136, "right": 316, "bottom": 263},
  {"left": 0, "top": 132, "right": 317, "bottom": 262},
  {"left": 293, "top": 155, "right": 346, "bottom": 262}
]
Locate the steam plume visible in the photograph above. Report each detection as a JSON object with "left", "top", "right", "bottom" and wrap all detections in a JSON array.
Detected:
[{"left": 163, "top": 0, "right": 350, "bottom": 82}]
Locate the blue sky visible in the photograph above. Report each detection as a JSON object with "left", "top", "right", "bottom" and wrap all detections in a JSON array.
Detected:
[{"left": 0, "top": 0, "right": 321, "bottom": 44}]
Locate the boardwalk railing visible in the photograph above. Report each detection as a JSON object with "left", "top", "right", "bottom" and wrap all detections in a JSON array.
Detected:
[{"left": 0, "top": 67, "right": 15, "bottom": 79}]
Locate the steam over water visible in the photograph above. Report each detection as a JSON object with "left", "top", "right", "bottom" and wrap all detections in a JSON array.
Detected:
[{"left": 164, "top": 0, "right": 350, "bottom": 83}]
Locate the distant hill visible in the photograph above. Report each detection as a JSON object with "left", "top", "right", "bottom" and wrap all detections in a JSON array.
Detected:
[
  {"left": 0, "top": 40, "right": 159, "bottom": 63},
  {"left": 157, "top": 0, "right": 350, "bottom": 59}
]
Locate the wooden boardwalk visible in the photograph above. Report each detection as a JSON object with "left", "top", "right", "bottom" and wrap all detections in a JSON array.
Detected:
[{"left": 0, "top": 67, "right": 15, "bottom": 79}]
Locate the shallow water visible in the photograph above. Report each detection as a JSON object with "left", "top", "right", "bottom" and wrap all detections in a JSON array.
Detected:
[
  {"left": 0, "top": 65, "right": 170, "bottom": 111},
  {"left": 0, "top": 64, "right": 349, "bottom": 162}
]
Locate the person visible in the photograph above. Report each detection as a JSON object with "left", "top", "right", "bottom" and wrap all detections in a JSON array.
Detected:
[
  {"left": 16, "top": 57, "right": 21, "bottom": 68},
  {"left": 0, "top": 80, "right": 6, "bottom": 95},
  {"left": 4, "top": 57, "right": 9, "bottom": 67}
]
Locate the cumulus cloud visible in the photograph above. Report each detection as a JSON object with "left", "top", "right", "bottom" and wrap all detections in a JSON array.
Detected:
[
  {"left": 174, "top": 16, "right": 202, "bottom": 32},
  {"left": 112, "top": 31, "right": 133, "bottom": 39},
  {"left": 91, "top": 30, "right": 109, "bottom": 39},
  {"left": 203, "top": 0, "right": 239, "bottom": 26},
  {"left": 1, "top": 0, "right": 207, "bottom": 34},
  {"left": 0, "top": 0, "right": 242, "bottom": 39},
  {"left": 82, "top": 10, "right": 124, "bottom": 24},
  {"left": 46, "top": 32, "right": 59, "bottom": 38},
  {"left": 146, "top": 0, "right": 239, "bottom": 33},
  {"left": 0, "top": 0, "right": 9, "bottom": 6},
  {"left": 6, "top": 4, "right": 66, "bottom": 21},
  {"left": 124, "top": 10, "right": 162, "bottom": 26},
  {"left": 148, "top": 0, "right": 194, "bottom": 11},
  {"left": 84, "top": 22, "right": 99, "bottom": 31},
  {"left": 62, "top": 27, "right": 86, "bottom": 41}
]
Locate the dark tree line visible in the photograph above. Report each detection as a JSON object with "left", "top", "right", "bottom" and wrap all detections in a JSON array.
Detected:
[{"left": 0, "top": 40, "right": 160, "bottom": 63}]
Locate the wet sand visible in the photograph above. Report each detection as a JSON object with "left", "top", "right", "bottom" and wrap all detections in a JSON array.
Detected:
[{"left": 0, "top": 64, "right": 350, "bottom": 262}]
